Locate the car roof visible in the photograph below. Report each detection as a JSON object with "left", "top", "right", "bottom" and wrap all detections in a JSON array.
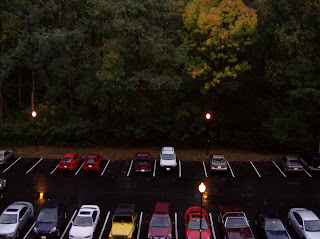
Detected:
[
  {"left": 297, "top": 210, "right": 319, "bottom": 220},
  {"left": 43, "top": 199, "right": 61, "bottom": 208},
  {"left": 162, "top": 147, "right": 174, "bottom": 151},
  {"left": 220, "top": 205, "right": 243, "bottom": 213},
  {"left": 63, "top": 153, "right": 76, "bottom": 157},
  {"left": 259, "top": 210, "right": 279, "bottom": 219},
  {"left": 115, "top": 204, "right": 135, "bottom": 215},
  {"left": 285, "top": 156, "right": 298, "bottom": 160},
  {"left": 153, "top": 202, "right": 170, "bottom": 215},
  {"left": 86, "top": 154, "right": 98, "bottom": 157},
  {"left": 212, "top": 154, "right": 225, "bottom": 158},
  {"left": 5, "top": 202, "right": 27, "bottom": 214}
]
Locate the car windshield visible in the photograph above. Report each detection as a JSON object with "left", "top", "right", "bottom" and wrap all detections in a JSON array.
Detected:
[
  {"left": 213, "top": 158, "right": 225, "bottom": 163},
  {"left": 305, "top": 220, "right": 320, "bottom": 231},
  {"left": 37, "top": 209, "right": 58, "bottom": 223},
  {"left": 73, "top": 216, "right": 92, "bottom": 227},
  {"left": 85, "top": 158, "right": 96, "bottom": 163},
  {"left": 0, "top": 153, "right": 3, "bottom": 158},
  {"left": 61, "top": 158, "right": 72, "bottom": 162},
  {"left": 0, "top": 214, "right": 17, "bottom": 224},
  {"left": 136, "top": 159, "right": 150, "bottom": 166},
  {"left": 150, "top": 216, "right": 171, "bottom": 227},
  {"left": 162, "top": 154, "right": 174, "bottom": 160},
  {"left": 188, "top": 220, "right": 209, "bottom": 230},
  {"left": 265, "top": 220, "right": 285, "bottom": 231},
  {"left": 225, "top": 218, "right": 248, "bottom": 228},
  {"left": 288, "top": 159, "right": 299, "bottom": 164},
  {"left": 113, "top": 216, "right": 132, "bottom": 223}
]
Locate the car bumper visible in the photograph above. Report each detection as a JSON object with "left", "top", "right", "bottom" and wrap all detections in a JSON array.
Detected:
[
  {"left": 287, "top": 168, "right": 304, "bottom": 172},
  {"left": 34, "top": 231, "right": 59, "bottom": 238},
  {"left": 83, "top": 166, "right": 99, "bottom": 171},
  {"left": 135, "top": 168, "right": 151, "bottom": 172},
  {"left": 59, "top": 165, "right": 76, "bottom": 171},
  {"left": 211, "top": 167, "right": 228, "bottom": 171}
]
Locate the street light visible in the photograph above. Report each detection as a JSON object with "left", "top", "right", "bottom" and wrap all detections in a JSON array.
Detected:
[
  {"left": 205, "top": 113, "right": 211, "bottom": 156},
  {"left": 31, "top": 111, "right": 38, "bottom": 152},
  {"left": 199, "top": 182, "right": 206, "bottom": 239}
]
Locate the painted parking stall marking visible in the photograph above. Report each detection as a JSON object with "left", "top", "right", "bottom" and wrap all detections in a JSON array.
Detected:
[
  {"left": 22, "top": 221, "right": 36, "bottom": 239},
  {"left": 100, "top": 160, "right": 110, "bottom": 176},
  {"left": 60, "top": 210, "right": 77, "bottom": 239},
  {"left": 50, "top": 164, "right": 59, "bottom": 175},
  {"left": 2, "top": 157, "right": 21, "bottom": 173},
  {"left": 272, "top": 161, "right": 287, "bottom": 177},
  {"left": 98, "top": 211, "right": 110, "bottom": 239},
  {"left": 250, "top": 161, "right": 261, "bottom": 178},
  {"left": 127, "top": 160, "right": 133, "bottom": 177},
  {"left": 137, "top": 212, "right": 143, "bottom": 239},
  {"left": 175, "top": 212, "right": 178, "bottom": 239},
  {"left": 202, "top": 161, "right": 208, "bottom": 178},
  {"left": 26, "top": 158, "right": 43, "bottom": 174},
  {"left": 74, "top": 162, "right": 84, "bottom": 175},
  {"left": 226, "top": 161, "right": 235, "bottom": 177},
  {"left": 153, "top": 160, "right": 157, "bottom": 177},
  {"left": 209, "top": 213, "right": 217, "bottom": 239},
  {"left": 179, "top": 160, "right": 181, "bottom": 178},
  {"left": 303, "top": 168, "right": 312, "bottom": 177}
]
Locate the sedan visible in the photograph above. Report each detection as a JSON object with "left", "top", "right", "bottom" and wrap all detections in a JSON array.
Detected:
[
  {"left": 0, "top": 178, "right": 6, "bottom": 191},
  {"left": 288, "top": 208, "right": 320, "bottom": 239},
  {"left": 69, "top": 205, "right": 100, "bottom": 239},
  {"left": 255, "top": 210, "right": 290, "bottom": 238},
  {"left": 185, "top": 206, "right": 212, "bottom": 239},
  {"left": 210, "top": 154, "right": 228, "bottom": 171},
  {"left": 279, "top": 156, "right": 303, "bottom": 172},
  {"left": 82, "top": 154, "right": 102, "bottom": 172},
  {"left": 59, "top": 153, "right": 81, "bottom": 171},
  {"left": 0, "top": 201, "right": 34, "bottom": 238},
  {"left": 0, "top": 150, "right": 12, "bottom": 164}
]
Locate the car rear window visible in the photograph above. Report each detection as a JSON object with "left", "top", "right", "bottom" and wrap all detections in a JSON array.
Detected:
[
  {"left": 61, "top": 158, "right": 72, "bottom": 162},
  {"left": 213, "top": 158, "right": 225, "bottom": 163},
  {"left": 162, "top": 154, "right": 174, "bottom": 160},
  {"left": 85, "top": 158, "right": 96, "bottom": 163}
]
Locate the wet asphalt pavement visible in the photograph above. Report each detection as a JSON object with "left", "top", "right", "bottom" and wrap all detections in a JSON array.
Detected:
[{"left": 0, "top": 157, "right": 319, "bottom": 239}]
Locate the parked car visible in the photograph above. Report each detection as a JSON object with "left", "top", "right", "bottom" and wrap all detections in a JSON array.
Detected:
[
  {"left": 184, "top": 206, "right": 212, "bottom": 239},
  {"left": 160, "top": 147, "right": 177, "bottom": 170},
  {"left": 0, "top": 150, "right": 13, "bottom": 164},
  {"left": 279, "top": 156, "right": 303, "bottom": 172},
  {"left": 33, "top": 199, "right": 67, "bottom": 238},
  {"left": 135, "top": 152, "right": 152, "bottom": 173},
  {"left": 218, "top": 205, "right": 255, "bottom": 239},
  {"left": 299, "top": 151, "right": 320, "bottom": 171},
  {"left": 210, "top": 154, "right": 228, "bottom": 171},
  {"left": 69, "top": 205, "right": 100, "bottom": 239},
  {"left": 0, "top": 201, "right": 34, "bottom": 239},
  {"left": 0, "top": 178, "right": 6, "bottom": 191},
  {"left": 288, "top": 208, "right": 320, "bottom": 239},
  {"left": 82, "top": 154, "right": 102, "bottom": 172},
  {"left": 148, "top": 202, "right": 174, "bottom": 239},
  {"left": 109, "top": 204, "right": 136, "bottom": 239},
  {"left": 255, "top": 210, "right": 290, "bottom": 239},
  {"left": 59, "top": 153, "right": 81, "bottom": 171}
]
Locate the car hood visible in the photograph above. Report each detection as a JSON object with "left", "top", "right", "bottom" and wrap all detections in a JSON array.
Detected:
[
  {"left": 186, "top": 229, "right": 211, "bottom": 239},
  {"left": 35, "top": 221, "right": 57, "bottom": 232},
  {"left": 0, "top": 223, "right": 17, "bottom": 233},
  {"left": 226, "top": 227, "right": 254, "bottom": 239},
  {"left": 305, "top": 231, "right": 320, "bottom": 239},
  {"left": 148, "top": 226, "right": 172, "bottom": 237},
  {"left": 265, "top": 230, "right": 289, "bottom": 239},
  {"left": 110, "top": 223, "right": 134, "bottom": 236},
  {"left": 69, "top": 225, "right": 93, "bottom": 237}
]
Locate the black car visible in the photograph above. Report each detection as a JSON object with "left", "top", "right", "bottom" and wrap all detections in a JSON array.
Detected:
[
  {"left": 255, "top": 210, "right": 290, "bottom": 239},
  {"left": 299, "top": 151, "right": 320, "bottom": 171},
  {"left": 33, "top": 199, "right": 67, "bottom": 238}
]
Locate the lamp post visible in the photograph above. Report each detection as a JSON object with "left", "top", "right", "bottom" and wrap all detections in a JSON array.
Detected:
[
  {"left": 205, "top": 113, "right": 211, "bottom": 156},
  {"left": 31, "top": 111, "right": 38, "bottom": 152},
  {"left": 199, "top": 182, "right": 206, "bottom": 239}
]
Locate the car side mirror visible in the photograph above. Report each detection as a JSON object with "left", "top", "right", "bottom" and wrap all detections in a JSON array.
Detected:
[{"left": 299, "top": 225, "right": 303, "bottom": 229}]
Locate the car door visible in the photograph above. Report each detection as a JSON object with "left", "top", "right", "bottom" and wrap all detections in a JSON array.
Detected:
[
  {"left": 292, "top": 212, "right": 304, "bottom": 237},
  {"left": 92, "top": 211, "right": 98, "bottom": 232},
  {"left": 18, "top": 207, "right": 28, "bottom": 230}
]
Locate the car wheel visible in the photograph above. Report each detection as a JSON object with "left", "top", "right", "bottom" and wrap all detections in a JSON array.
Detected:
[
  {"left": 65, "top": 212, "right": 67, "bottom": 219},
  {"left": 16, "top": 230, "right": 20, "bottom": 239},
  {"left": 284, "top": 167, "right": 287, "bottom": 172},
  {"left": 288, "top": 219, "right": 292, "bottom": 226},
  {"left": 254, "top": 219, "right": 258, "bottom": 226}
]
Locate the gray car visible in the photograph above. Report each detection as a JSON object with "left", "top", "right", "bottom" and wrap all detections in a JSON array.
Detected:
[
  {"left": 0, "top": 150, "right": 13, "bottom": 165},
  {"left": 288, "top": 208, "right": 320, "bottom": 239},
  {"left": 210, "top": 154, "right": 228, "bottom": 171},
  {"left": 0, "top": 178, "right": 6, "bottom": 191},
  {"left": 0, "top": 201, "right": 34, "bottom": 238},
  {"left": 279, "top": 156, "right": 303, "bottom": 172}
]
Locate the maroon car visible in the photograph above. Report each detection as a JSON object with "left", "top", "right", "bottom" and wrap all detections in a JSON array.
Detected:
[
  {"left": 218, "top": 205, "right": 255, "bottom": 239},
  {"left": 148, "top": 202, "right": 174, "bottom": 238},
  {"left": 135, "top": 152, "right": 151, "bottom": 172}
]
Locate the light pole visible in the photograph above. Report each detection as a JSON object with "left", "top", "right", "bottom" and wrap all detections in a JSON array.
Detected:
[
  {"left": 205, "top": 113, "right": 211, "bottom": 156},
  {"left": 32, "top": 111, "right": 38, "bottom": 152},
  {"left": 199, "top": 182, "right": 206, "bottom": 239}
]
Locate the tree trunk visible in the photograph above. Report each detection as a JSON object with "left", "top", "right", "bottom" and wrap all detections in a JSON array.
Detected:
[
  {"left": 31, "top": 70, "right": 35, "bottom": 111},
  {"left": 0, "top": 79, "right": 2, "bottom": 126},
  {"left": 18, "top": 72, "right": 22, "bottom": 111},
  {"left": 68, "top": 67, "right": 74, "bottom": 114}
]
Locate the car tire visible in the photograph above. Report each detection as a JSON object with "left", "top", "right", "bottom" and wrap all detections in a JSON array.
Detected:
[
  {"left": 284, "top": 167, "right": 287, "bottom": 172},
  {"left": 16, "top": 230, "right": 20, "bottom": 239},
  {"left": 288, "top": 219, "right": 292, "bottom": 226},
  {"left": 65, "top": 212, "right": 67, "bottom": 219}
]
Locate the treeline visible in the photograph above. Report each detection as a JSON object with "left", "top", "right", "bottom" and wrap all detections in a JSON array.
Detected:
[{"left": 0, "top": 0, "right": 319, "bottom": 151}]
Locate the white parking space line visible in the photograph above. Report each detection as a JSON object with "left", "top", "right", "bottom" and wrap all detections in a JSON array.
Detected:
[
  {"left": 26, "top": 158, "right": 43, "bottom": 174},
  {"left": 127, "top": 160, "right": 134, "bottom": 177},
  {"left": 179, "top": 160, "right": 181, "bottom": 178},
  {"left": 303, "top": 168, "right": 312, "bottom": 177},
  {"left": 60, "top": 210, "right": 77, "bottom": 239},
  {"left": 286, "top": 230, "right": 292, "bottom": 239},
  {"left": 2, "top": 157, "right": 21, "bottom": 173},
  {"left": 50, "top": 164, "right": 59, "bottom": 175},
  {"left": 100, "top": 160, "right": 110, "bottom": 176},
  {"left": 272, "top": 161, "right": 286, "bottom": 177},
  {"left": 202, "top": 161, "right": 208, "bottom": 178},
  {"left": 137, "top": 212, "right": 143, "bottom": 239},
  {"left": 175, "top": 212, "right": 178, "bottom": 239},
  {"left": 226, "top": 161, "right": 235, "bottom": 177},
  {"left": 98, "top": 211, "right": 110, "bottom": 239},
  {"left": 250, "top": 161, "right": 261, "bottom": 178},
  {"left": 153, "top": 160, "right": 157, "bottom": 177},
  {"left": 23, "top": 221, "right": 36, "bottom": 239},
  {"left": 209, "top": 213, "right": 217, "bottom": 239},
  {"left": 74, "top": 162, "right": 84, "bottom": 176}
]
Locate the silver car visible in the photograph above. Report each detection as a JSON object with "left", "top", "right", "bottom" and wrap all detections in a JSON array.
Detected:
[
  {"left": 0, "top": 201, "right": 34, "bottom": 238},
  {"left": 0, "top": 178, "right": 6, "bottom": 191},
  {"left": 210, "top": 154, "right": 228, "bottom": 171},
  {"left": 288, "top": 208, "right": 320, "bottom": 239},
  {"left": 0, "top": 150, "right": 13, "bottom": 164},
  {"left": 279, "top": 156, "right": 303, "bottom": 172}
]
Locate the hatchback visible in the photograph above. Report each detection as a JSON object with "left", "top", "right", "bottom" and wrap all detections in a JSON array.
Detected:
[{"left": 59, "top": 153, "right": 81, "bottom": 171}]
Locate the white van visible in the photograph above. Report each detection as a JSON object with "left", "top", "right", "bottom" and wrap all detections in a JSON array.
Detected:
[{"left": 160, "top": 147, "right": 177, "bottom": 170}]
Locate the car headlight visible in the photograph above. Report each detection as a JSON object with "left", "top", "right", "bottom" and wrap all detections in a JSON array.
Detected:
[
  {"left": 49, "top": 227, "right": 57, "bottom": 233},
  {"left": 84, "top": 236, "right": 91, "bottom": 238},
  {"left": 6, "top": 232, "right": 15, "bottom": 237},
  {"left": 33, "top": 227, "right": 38, "bottom": 233}
]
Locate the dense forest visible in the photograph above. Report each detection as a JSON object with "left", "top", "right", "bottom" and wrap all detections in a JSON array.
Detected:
[{"left": 0, "top": 0, "right": 319, "bottom": 151}]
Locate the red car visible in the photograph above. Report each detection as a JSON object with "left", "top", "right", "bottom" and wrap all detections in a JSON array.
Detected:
[
  {"left": 135, "top": 152, "right": 151, "bottom": 172},
  {"left": 59, "top": 153, "right": 81, "bottom": 171},
  {"left": 184, "top": 206, "right": 212, "bottom": 239},
  {"left": 218, "top": 205, "right": 255, "bottom": 239},
  {"left": 148, "top": 202, "right": 174, "bottom": 239},
  {"left": 83, "top": 154, "right": 102, "bottom": 171}
]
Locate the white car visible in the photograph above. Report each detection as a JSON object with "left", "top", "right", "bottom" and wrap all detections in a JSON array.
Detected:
[
  {"left": 0, "top": 150, "right": 12, "bottom": 164},
  {"left": 160, "top": 147, "right": 177, "bottom": 170},
  {"left": 0, "top": 201, "right": 34, "bottom": 238},
  {"left": 69, "top": 205, "right": 100, "bottom": 239},
  {"left": 288, "top": 208, "right": 320, "bottom": 239}
]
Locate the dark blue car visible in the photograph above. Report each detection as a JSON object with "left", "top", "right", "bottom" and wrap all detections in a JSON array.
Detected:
[
  {"left": 255, "top": 210, "right": 290, "bottom": 239},
  {"left": 33, "top": 199, "right": 67, "bottom": 238}
]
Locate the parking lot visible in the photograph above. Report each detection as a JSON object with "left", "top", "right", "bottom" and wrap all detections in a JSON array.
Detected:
[{"left": 1, "top": 156, "right": 320, "bottom": 239}]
